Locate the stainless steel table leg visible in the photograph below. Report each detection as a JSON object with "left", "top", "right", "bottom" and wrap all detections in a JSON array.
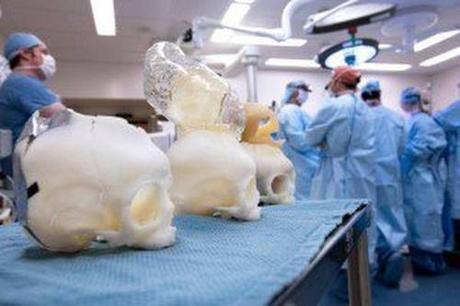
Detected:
[{"left": 347, "top": 230, "right": 372, "bottom": 306}]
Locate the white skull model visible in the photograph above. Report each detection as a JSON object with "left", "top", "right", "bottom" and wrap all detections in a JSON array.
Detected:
[
  {"left": 242, "top": 143, "right": 295, "bottom": 204},
  {"left": 15, "top": 111, "right": 176, "bottom": 253},
  {"left": 143, "top": 42, "right": 261, "bottom": 221},
  {"left": 241, "top": 103, "right": 295, "bottom": 204},
  {"left": 167, "top": 130, "right": 260, "bottom": 220}
]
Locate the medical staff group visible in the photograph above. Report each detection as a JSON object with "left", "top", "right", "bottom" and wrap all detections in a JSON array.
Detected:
[
  {"left": 0, "top": 32, "right": 459, "bottom": 289},
  {"left": 278, "top": 68, "right": 459, "bottom": 286}
]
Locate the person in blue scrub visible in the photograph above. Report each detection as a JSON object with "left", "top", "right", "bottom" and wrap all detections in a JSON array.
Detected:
[
  {"left": 400, "top": 87, "right": 447, "bottom": 274},
  {"left": 305, "top": 67, "right": 377, "bottom": 301},
  {"left": 0, "top": 33, "right": 66, "bottom": 177},
  {"left": 305, "top": 67, "right": 377, "bottom": 205},
  {"left": 434, "top": 100, "right": 460, "bottom": 251},
  {"left": 305, "top": 67, "right": 377, "bottom": 255},
  {"left": 277, "top": 81, "right": 319, "bottom": 200},
  {"left": 361, "top": 80, "right": 408, "bottom": 286}
]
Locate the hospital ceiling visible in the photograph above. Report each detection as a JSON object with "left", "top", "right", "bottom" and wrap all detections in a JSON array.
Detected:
[{"left": 0, "top": 0, "right": 460, "bottom": 75}]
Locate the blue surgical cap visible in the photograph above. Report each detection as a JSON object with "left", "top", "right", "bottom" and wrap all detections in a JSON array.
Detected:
[
  {"left": 281, "top": 80, "right": 310, "bottom": 104},
  {"left": 362, "top": 80, "right": 380, "bottom": 94},
  {"left": 401, "top": 87, "right": 421, "bottom": 105},
  {"left": 4, "top": 32, "right": 43, "bottom": 60}
]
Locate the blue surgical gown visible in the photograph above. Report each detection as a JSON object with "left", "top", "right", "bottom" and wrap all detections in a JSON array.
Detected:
[
  {"left": 278, "top": 104, "right": 319, "bottom": 200},
  {"left": 304, "top": 93, "right": 377, "bottom": 264},
  {"left": 434, "top": 100, "right": 460, "bottom": 220},
  {"left": 304, "top": 94, "right": 377, "bottom": 203},
  {"left": 401, "top": 112, "right": 447, "bottom": 254},
  {"left": 371, "top": 105, "right": 408, "bottom": 254}
]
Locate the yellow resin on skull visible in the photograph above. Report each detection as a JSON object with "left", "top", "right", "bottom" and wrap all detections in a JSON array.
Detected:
[
  {"left": 241, "top": 103, "right": 283, "bottom": 147},
  {"left": 240, "top": 103, "right": 295, "bottom": 204},
  {"left": 170, "top": 67, "right": 228, "bottom": 133}
]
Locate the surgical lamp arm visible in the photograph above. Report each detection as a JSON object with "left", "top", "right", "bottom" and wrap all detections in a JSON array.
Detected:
[{"left": 192, "top": 0, "right": 360, "bottom": 47}]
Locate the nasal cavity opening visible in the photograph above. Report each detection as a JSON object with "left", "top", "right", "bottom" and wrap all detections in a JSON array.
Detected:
[
  {"left": 271, "top": 175, "right": 289, "bottom": 195},
  {"left": 130, "top": 184, "right": 160, "bottom": 226}
]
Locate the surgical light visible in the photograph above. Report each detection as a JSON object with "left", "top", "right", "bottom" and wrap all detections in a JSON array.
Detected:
[
  {"left": 90, "top": 0, "right": 116, "bottom": 36},
  {"left": 318, "top": 38, "right": 379, "bottom": 69},
  {"left": 414, "top": 30, "right": 460, "bottom": 52},
  {"left": 307, "top": 3, "right": 396, "bottom": 34},
  {"left": 420, "top": 46, "right": 460, "bottom": 67}
]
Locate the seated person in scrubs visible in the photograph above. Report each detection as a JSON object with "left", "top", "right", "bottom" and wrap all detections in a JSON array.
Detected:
[{"left": 0, "top": 32, "right": 66, "bottom": 177}]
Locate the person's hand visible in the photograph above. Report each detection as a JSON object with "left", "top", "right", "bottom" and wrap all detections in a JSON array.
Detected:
[{"left": 39, "top": 102, "right": 66, "bottom": 118}]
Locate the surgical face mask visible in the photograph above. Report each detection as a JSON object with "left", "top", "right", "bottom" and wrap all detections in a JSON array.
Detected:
[
  {"left": 365, "top": 99, "right": 380, "bottom": 107},
  {"left": 297, "top": 89, "right": 309, "bottom": 104},
  {"left": 39, "top": 54, "right": 56, "bottom": 79},
  {"left": 15, "top": 53, "right": 56, "bottom": 80},
  {"left": 401, "top": 102, "right": 417, "bottom": 114}
]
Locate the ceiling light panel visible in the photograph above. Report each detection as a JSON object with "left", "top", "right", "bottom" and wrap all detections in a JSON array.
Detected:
[
  {"left": 221, "top": 2, "right": 251, "bottom": 26},
  {"left": 90, "top": 0, "right": 116, "bottom": 36},
  {"left": 414, "top": 30, "right": 460, "bottom": 52},
  {"left": 420, "top": 46, "right": 460, "bottom": 67},
  {"left": 265, "top": 58, "right": 320, "bottom": 68}
]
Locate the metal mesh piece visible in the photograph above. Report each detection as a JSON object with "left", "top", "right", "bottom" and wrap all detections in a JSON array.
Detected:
[{"left": 143, "top": 42, "right": 245, "bottom": 139}]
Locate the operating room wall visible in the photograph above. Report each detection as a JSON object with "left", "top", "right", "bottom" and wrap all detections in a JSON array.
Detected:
[
  {"left": 431, "top": 65, "right": 460, "bottom": 111},
  {"left": 49, "top": 61, "right": 430, "bottom": 117},
  {"left": 49, "top": 61, "right": 144, "bottom": 100}
]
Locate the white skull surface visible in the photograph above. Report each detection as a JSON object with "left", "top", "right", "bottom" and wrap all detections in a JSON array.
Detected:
[
  {"left": 16, "top": 112, "right": 176, "bottom": 253},
  {"left": 242, "top": 143, "right": 295, "bottom": 204},
  {"left": 167, "top": 130, "right": 261, "bottom": 221}
]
